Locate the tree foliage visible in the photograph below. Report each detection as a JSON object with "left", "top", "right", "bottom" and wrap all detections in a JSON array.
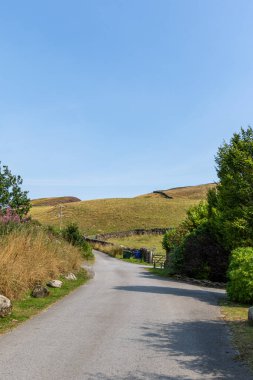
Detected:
[
  {"left": 213, "top": 127, "right": 253, "bottom": 250},
  {"left": 227, "top": 247, "right": 253, "bottom": 303},
  {"left": 0, "top": 163, "right": 30, "bottom": 218},
  {"left": 163, "top": 126, "right": 253, "bottom": 282}
]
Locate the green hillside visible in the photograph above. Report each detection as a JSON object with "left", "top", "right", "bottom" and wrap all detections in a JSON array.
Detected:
[{"left": 30, "top": 183, "right": 215, "bottom": 236}]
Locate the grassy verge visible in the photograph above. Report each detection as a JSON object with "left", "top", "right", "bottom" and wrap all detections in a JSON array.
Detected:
[
  {"left": 120, "top": 257, "right": 151, "bottom": 265},
  {"left": 0, "top": 269, "right": 88, "bottom": 335},
  {"left": 220, "top": 299, "right": 253, "bottom": 369},
  {"left": 148, "top": 267, "right": 172, "bottom": 276}
]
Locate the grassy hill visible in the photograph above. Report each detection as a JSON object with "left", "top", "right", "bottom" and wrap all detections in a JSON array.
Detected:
[{"left": 30, "top": 183, "right": 215, "bottom": 236}]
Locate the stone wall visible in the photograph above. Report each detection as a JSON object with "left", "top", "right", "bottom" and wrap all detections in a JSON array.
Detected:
[
  {"left": 84, "top": 237, "right": 115, "bottom": 247},
  {"left": 94, "top": 227, "right": 171, "bottom": 240},
  {"left": 153, "top": 191, "right": 173, "bottom": 199}
]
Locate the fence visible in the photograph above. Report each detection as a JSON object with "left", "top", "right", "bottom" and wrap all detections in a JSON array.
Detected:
[{"left": 153, "top": 254, "right": 166, "bottom": 268}]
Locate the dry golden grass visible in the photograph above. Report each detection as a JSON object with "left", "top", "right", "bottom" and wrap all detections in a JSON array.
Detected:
[
  {"left": 108, "top": 234, "right": 165, "bottom": 254},
  {"left": 0, "top": 226, "right": 82, "bottom": 300},
  {"left": 92, "top": 243, "right": 123, "bottom": 257}
]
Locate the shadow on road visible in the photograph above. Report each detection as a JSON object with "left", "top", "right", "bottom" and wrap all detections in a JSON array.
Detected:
[
  {"left": 135, "top": 320, "right": 253, "bottom": 380},
  {"left": 113, "top": 284, "right": 225, "bottom": 306},
  {"left": 139, "top": 269, "right": 225, "bottom": 288}
]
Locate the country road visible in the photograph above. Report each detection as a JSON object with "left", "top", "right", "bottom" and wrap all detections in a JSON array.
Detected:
[{"left": 0, "top": 251, "right": 252, "bottom": 380}]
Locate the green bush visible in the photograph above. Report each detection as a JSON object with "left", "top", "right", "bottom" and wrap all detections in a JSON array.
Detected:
[
  {"left": 181, "top": 223, "right": 229, "bottom": 282},
  {"left": 182, "top": 201, "right": 208, "bottom": 231},
  {"left": 62, "top": 223, "right": 93, "bottom": 259},
  {"left": 62, "top": 223, "right": 82, "bottom": 245},
  {"left": 162, "top": 226, "right": 187, "bottom": 253},
  {"left": 227, "top": 247, "right": 253, "bottom": 303},
  {"left": 167, "top": 244, "right": 184, "bottom": 274}
]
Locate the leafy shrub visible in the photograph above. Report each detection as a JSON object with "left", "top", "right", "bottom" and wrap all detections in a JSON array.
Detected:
[
  {"left": 163, "top": 202, "right": 229, "bottom": 281},
  {"left": 62, "top": 223, "right": 82, "bottom": 245},
  {"left": 163, "top": 127, "right": 253, "bottom": 282},
  {"left": 167, "top": 244, "right": 184, "bottom": 274},
  {"left": 182, "top": 201, "right": 208, "bottom": 231},
  {"left": 62, "top": 223, "right": 93, "bottom": 259},
  {"left": 163, "top": 226, "right": 187, "bottom": 253},
  {"left": 227, "top": 247, "right": 253, "bottom": 303},
  {"left": 181, "top": 224, "right": 229, "bottom": 282}
]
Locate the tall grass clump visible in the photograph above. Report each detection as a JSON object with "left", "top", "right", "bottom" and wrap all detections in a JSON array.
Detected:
[
  {"left": 93, "top": 243, "right": 123, "bottom": 258},
  {"left": 0, "top": 225, "right": 83, "bottom": 300}
]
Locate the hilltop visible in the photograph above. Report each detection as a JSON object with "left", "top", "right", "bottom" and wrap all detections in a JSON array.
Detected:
[
  {"left": 30, "top": 183, "right": 215, "bottom": 236},
  {"left": 31, "top": 196, "right": 81, "bottom": 207}
]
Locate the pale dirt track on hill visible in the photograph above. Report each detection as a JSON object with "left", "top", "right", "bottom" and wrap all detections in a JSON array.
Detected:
[{"left": 0, "top": 251, "right": 252, "bottom": 380}]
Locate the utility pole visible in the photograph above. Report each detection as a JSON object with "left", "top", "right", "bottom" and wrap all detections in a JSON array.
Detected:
[{"left": 58, "top": 204, "right": 63, "bottom": 230}]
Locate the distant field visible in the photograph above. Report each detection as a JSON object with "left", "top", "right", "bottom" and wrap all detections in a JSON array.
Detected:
[
  {"left": 30, "top": 183, "right": 214, "bottom": 236},
  {"left": 108, "top": 234, "right": 166, "bottom": 254}
]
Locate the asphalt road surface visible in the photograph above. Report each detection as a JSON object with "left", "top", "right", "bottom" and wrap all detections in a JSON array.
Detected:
[{"left": 0, "top": 251, "right": 252, "bottom": 380}]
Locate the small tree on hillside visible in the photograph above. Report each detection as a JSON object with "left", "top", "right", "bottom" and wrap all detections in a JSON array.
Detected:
[{"left": 0, "top": 162, "right": 30, "bottom": 219}]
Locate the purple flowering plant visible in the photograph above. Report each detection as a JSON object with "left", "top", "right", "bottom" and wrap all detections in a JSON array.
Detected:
[{"left": 0, "top": 207, "right": 20, "bottom": 224}]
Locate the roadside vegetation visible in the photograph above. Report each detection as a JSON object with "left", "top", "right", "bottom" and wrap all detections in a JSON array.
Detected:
[
  {"left": 0, "top": 220, "right": 92, "bottom": 332},
  {"left": 0, "top": 270, "right": 87, "bottom": 334},
  {"left": 0, "top": 224, "right": 84, "bottom": 300},
  {"left": 220, "top": 300, "right": 253, "bottom": 370},
  {"left": 160, "top": 127, "right": 253, "bottom": 368},
  {"left": 163, "top": 127, "right": 253, "bottom": 288},
  {"left": 0, "top": 162, "right": 92, "bottom": 332}
]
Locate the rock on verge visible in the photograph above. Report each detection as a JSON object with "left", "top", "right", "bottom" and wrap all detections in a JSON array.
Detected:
[
  {"left": 47, "top": 280, "right": 63, "bottom": 288},
  {"left": 65, "top": 273, "right": 77, "bottom": 281},
  {"left": 0, "top": 295, "right": 12, "bottom": 317},
  {"left": 248, "top": 307, "right": 253, "bottom": 323},
  {"left": 83, "top": 265, "right": 95, "bottom": 279},
  {"left": 31, "top": 285, "right": 50, "bottom": 298}
]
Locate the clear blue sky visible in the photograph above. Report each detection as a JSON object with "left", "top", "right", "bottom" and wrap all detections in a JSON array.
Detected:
[{"left": 1, "top": 0, "right": 253, "bottom": 200}]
